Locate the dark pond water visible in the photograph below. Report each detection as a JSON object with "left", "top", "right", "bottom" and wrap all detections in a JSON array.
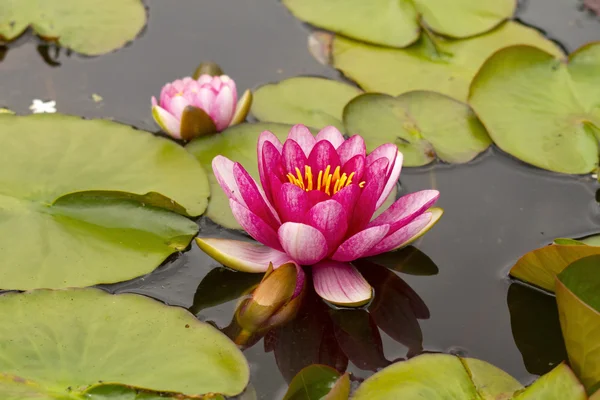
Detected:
[{"left": 1, "top": 0, "right": 600, "bottom": 398}]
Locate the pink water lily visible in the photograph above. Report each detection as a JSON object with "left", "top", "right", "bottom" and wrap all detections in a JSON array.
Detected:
[
  {"left": 152, "top": 74, "right": 252, "bottom": 139},
  {"left": 196, "top": 125, "right": 442, "bottom": 306}
]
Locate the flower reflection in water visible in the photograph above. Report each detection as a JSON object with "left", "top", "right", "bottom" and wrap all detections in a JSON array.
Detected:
[{"left": 190, "top": 246, "right": 436, "bottom": 383}]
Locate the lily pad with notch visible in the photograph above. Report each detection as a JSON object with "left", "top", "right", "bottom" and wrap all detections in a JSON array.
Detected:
[
  {"left": 333, "top": 21, "right": 563, "bottom": 102},
  {"left": 0, "top": 114, "right": 209, "bottom": 290},
  {"left": 0, "top": 288, "right": 249, "bottom": 399},
  {"left": 283, "top": 0, "right": 515, "bottom": 48},
  {"left": 0, "top": 0, "right": 146, "bottom": 55},
  {"left": 469, "top": 43, "right": 600, "bottom": 174},
  {"left": 343, "top": 91, "right": 492, "bottom": 166}
]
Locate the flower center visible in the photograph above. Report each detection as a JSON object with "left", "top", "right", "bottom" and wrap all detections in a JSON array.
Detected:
[{"left": 286, "top": 165, "right": 365, "bottom": 195}]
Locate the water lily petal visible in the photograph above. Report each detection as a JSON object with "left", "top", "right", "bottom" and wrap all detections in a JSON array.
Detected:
[
  {"left": 348, "top": 158, "right": 388, "bottom": 234},
  {"left": 167, "top": 95, "right": 189, "bottom": 119},
  {"left": 306, "top": 190, "right": 330, "bottom": 207},
  {"left": 312, "top": 261, "right": 372, "bottom": 306},
  {"left": 278, "top": 222, "right": 328, "bottom": 265},
  {"left": 212, "top": 155, "right": 244, "bottom": 205},
  {"left": 231, "top": 199, "right": 283, "bottom": 251},
  {"left": 366, "top": 143, "right": 397, "bottom": 166},
  {"left": 274, "top": 183, "right": 310, "bottom": 223},
  {"left": 369, "top": 190, "right": 440, "bottom": 233},
  {"left": 195, "top": 238, "right": 293, "bottom": 272},
  {"left": 305, "top": 200, "right": 348, "bottom": 254},
  {"left": 341, "top": 154, "right": 366, "bottom": 182},
  {"left": 197, "top": 87, "right": 217, "bottom": 113},
  {"left": 307, "top": 140, "right": 341, "bottom": 174},
  {"left": 315, "top": 126, "right": 344, "bottom": 148},
  {"left": 337, "top": 135, "right": 366, "bottom": 165},
  {"left": 377, "top": 151, "right": 403, "bottom": 209},
  {"left": 363, "top": 212, "right": 433, "bottom": 257},
  {"left": 152, "top": 105, "right": 181, "bottom": 138},
  {"left": 282, "top": 139, "right": 308, "bottom": 175},
  {"left": 331, "top": 225, "right": 390, "bottom": 262},
  {"left": 288, "top": 124, "right": 316, "bottom": 156},
  {"left": 260, "top": 140, "right": 285, "bottom": 203},
  {"left": 332, "top": 184, "right": 361, "bottom": 223},
  {"left": 211, "top": 85, "right": 235, "bottom": 131},
  {"left": 233, "top": 162, "right": 281, "bottom": 229}
]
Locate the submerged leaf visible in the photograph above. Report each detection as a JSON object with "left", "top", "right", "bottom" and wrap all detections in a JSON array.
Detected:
[
  {"left": 343, "top": 92, "right": 491, "bottom": 166},
  {"left": 470, "top": 43, "right": 600, "bottom": 174},
  {"left": 0, "top": 0, "right": 146, "bottom": 55},
  {"left": 283, "top": 0, "right": 515, "bottom": 48},
  {"left": 556, "top": 256, "right": 600, "bottom": 392},
  {"left": 251, "top": 77, "right": 362, "bottom": 132},
  {"left": 0, "top": 289, "right": 249, "bottom": 398},
  {"left": 333, "top": 21, "right": 562, "bottom": 102},
  {"left": 0, "top": 114, "right": 209, "bottom": 290}
]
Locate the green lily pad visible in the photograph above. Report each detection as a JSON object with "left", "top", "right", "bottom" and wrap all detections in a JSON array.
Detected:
[
  {"left": 509, "top": 243, "right": 600, "bottom": 292},
  {"left": 343, "top": 92, "right": 491, "bottom": 166},
  {"left": 283, "top": 365, "right": 342, "bottom": 400},
  {"left": 333, "top": 21, "right": 563, "bottom": 102},
  {"left": 0, "top": 114, "right": 209, "bottom": 290},
  {"left": 251, "top": 77, "right": 362, "bottom": 132},
  {"left": 0, "top": 288, "right": 249, "bottom": 398},
  {"left": 556, "top": 256, "right": 600, "bottom": 393},
  {"left": 283, "top": 0, "right": 515, "bottom": 48},
  {"left": 512, "top": 363, "right": 587, "bottom": 400},
  {"left": 187, "top": 123, "right": 291, "bottom": 229},
  {"left": 0, "top": 0, "right": 146, "bottom": 55},
  {"left": 352, "top": 354, "right": 518, "bottom": 399},
  {"left": 470, "top": 43, "right": 600, "bottom": 174}
]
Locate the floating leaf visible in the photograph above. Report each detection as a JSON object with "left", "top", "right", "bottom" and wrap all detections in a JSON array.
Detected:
[
  {"left": 0, "top": 0, "right": 146, "bottom": 55},
  {"left": 283, "top": 365, "right": 342, "bottom": 400},
  {"left": 343, "top": 92, "right": 491, "bottom": 166},
  {"left": 325, "top": 374, "right": 350, "bottom": 400},
  {"left": 187, "top": 123, "right": 291, "bottom": 228},
  {"left": 333, "top": 21, "right": 562, "bottom": 102},
  {"left": 556, "top": 256, "right": 600, "bottom": 392},
  {"left": 283, "top": 0, "right": 515, "bottom": 48},
  {"left": 251, "top": 77, "right": 362, "bottom": 132},
  {"left": 462, "top": 358, "right": 523, "bottom": 399},
  {"left": 470, "top": 43, "right": 600, "bottom": 174},
  {"left": 0, "top": 289, "right": 249, "bottom": 398},
  {"left": 0, "top": 114, "right": 209, "bottom": 290},
  {"left": 507, "top": 283, "right": 568, "bottom": 376},
  {"left": 509, "top": 243, "right": 600, "bottom": 292},
  {"left": 512, "top": 363, "right": 587, "bottom": 400}
]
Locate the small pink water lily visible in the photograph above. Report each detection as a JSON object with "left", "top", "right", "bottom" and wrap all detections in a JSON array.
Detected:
[
  {"left": 152, "top": 74, "right": 252, "bottom": 140},
  {"left": 196, "top": 125, "right": 442, "bottom": 306}
]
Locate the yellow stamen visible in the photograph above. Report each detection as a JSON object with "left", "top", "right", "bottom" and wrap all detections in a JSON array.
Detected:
[
  {"left": 305, "top": 165, "right": 313, "bottom": 191},
  {"left": 347, "top": 171, "right": 355, "bottom": 186},
  {"left": 324, "top": 173, "right": 333, "bottom": 195},
  {"left": 359, "top": 181, "right": 366, "bottom": 188},
  {"left": 332, "top": 166, "right": 341, "bottom": 184},
  {"left": 335, "top": 173, "right": 348, "bottom": 193},
  {"left": 295, "top": 167, "right": 305, "bottom": 190},
  {"left": 317, "top": 170, "right": 323, "bottom": 191}
]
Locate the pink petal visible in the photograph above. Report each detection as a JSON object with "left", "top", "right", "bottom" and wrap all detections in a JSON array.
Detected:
[
  {"left": 332, "top": 184, "right": 360, "bottom": 224},
  {"left": 151, "top": 96, "right": 158, "bottom": 106},
  {"left": 363, "top": 212, "right": 433, "bottom": 257},
  {"left": 366, "top": 143, "right": 397, "bottom": 166},
  {"left": 369, "top": 190, "right": 439, "bottom": 233},
  {"left": 197, "top": 87, "right": 216, "bottom": 113},
  {"left": 306, "top": 190, "right": 330, "bottom": 207},
  {"left": 348, "top": 158, "right": 389, "bottom": 234},
  {"left": 312, "top": 261, "right": 372, "bottom": 306},
  {"left": 212, "top": 156, "right": 244, "bottom": 205},
  {"left": 167, "top": 95, "right": 189, "bottom": 119},
  {"left": 152, "top": 105, "right": 181, "bottom": 138},
  {"left": 233, "top": 163, "right": 281, "bottom": 229},
  {"left": 288, "top": 124, "right": 316, "bottom": 156},
  {"left": 331, "top": 225, "right": 390, "bottom": 262},
  {"left": 231, "top": 199, "right": 283, "bottom": 251},
  {"left": 337, "top": 135, "right": 366, "bottom": 165},
  {"left": 282, "top": 139, "right": 308, "bottom": 175},
  {"left": 195, "top": 238, "right": 293, "bottom": 272},
  {"left": 274, "top": 183, "right": 310, "bottom": 223},
  {"left": 315, "top": 126, "right": 344, "bottom": 148},
  {"left": 341, "top": 154, "right": 365, "bottom": 183},
  {"left": 307, "top": 140, "right": 341, "bottom": 174},
  {"left": 221, "top": 75, "right": 238, "bottom": 106},
  {"left": 211, "top": 85, "right": 235, "bottom": 131},
  {"left": 305, "top": 200, "right": 348, "bottom": 255},
  {"left": 278, "top": 222, "right": 328, "bottom": 265},
  {"left": 377, "top": 151, "right": 403, "bottom": 209},
  {"left": 260, "top": 140, "right": 285, "bottom": 203},
  {"left": 210, "top": 76, "right": 223, "bottom": 91},
  {"left": 197, "top": 74, "right": 213, "bottom": 85}
]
